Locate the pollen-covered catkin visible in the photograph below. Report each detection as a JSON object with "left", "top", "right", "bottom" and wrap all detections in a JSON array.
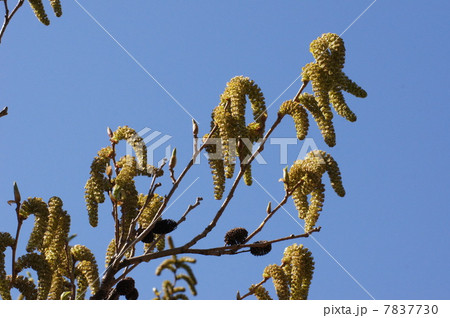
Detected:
[
  {"left": 71, "top": 245, "right": 99, "bottom": 294},
  {"left": 0, "top": 232, "right": 15, "bottom": 299},
  {"left": 105, "top": 238, "right": 115, "bottom": 268},
  {"left": 49, "top": 0, "right": 62, "bottom": 17},
  {"left": 310, "top": 150, "right": 345, "bottom": 197},
  {"left": 302, "top": 62, "right": 333, "bottom": 121},
  {"left": 297, "top": 92, "right": 336, "bottom": 147},
  {"left": 304, "top": 183, "right": 325, "bottom": 232},
  {"left": 329, "top": 89, "right": 357, "bottom": 122},
  {"left": 74, "top": 268, "right": 89, "bottom": 300},
  {"left": 27, "top": 0, "right": 50, "bottom": 25},
  {"left": 286, "top": 150, "right": 344, "bottom": 229},
  {"left": 20, "top": 198, "right": 49, "bottom": 252},
  {"left": 283, "top": 244, "right": 315, "bottom": 300},
  {"left": 250, "top": 284, "right": 272, "bottom": 300},
  {"left": 205, "top": 132, "right": 226, "bottom": 200},
  {"left": 263, "top": 264, "right": 290, "bottom": 300},
  {"left": 15, "top": 253, "right": 52, "bottom": 300},
  {"left": 220, "top": 76, "right": 267, "bottom": 140},
  {"left": 279, "top": 100, "right": 309, "bottom": 140},
  {"left": 76, "top": 261, "right": 99, "bottom": 294},
  {"left": 213, "top": 103, "right": 237, "bottom": 178},
  {"left": 137, "top": 193, "right": 164, "bottom": 229},
  {"left": 84, "top": 146, "right": 113, "bottom": 227},
  {"left": 301, "top": 33, "right": 367, "bottom": 129},
  {"left": 112, "top": 126, "right": 147, "bottom": 170},
  {"left": 115, "top": 156, "right": 139, "bottom": 242},
  {"left": 43, "top": 197, "right": 70, "bottom": 274},
  {"left": 47, "top": 271, "right": 64, "bottom": 300},
  {"left": 11, "top": 275, "right": 38, "bottom": 300},
  {"left": 339, "top": 73, "right": 368, "bottom": 98}
]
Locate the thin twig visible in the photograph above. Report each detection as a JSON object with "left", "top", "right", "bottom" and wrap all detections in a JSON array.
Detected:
[
  {"left": 293, "top": 80, "right": 309, "bottom": 102},
  {"left": 243, "top": 179, "right": 304, "bottom": 245},
  {"left": 0, "top": 0, "right": 25, "bottom": 44}
]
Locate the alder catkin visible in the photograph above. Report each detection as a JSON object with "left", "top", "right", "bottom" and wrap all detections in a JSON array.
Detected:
[{"left": 27, "top": 0, "right": 50, "bottom": 25}]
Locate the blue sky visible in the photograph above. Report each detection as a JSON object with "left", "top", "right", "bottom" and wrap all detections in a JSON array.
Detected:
[{"left": 1, "top": 1, "right": 449, "bottom": 300}]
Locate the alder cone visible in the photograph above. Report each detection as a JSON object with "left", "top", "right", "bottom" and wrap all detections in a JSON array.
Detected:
[
  {"left": 250, "top": 241, "right": 272, "bottom": 256},
  {"left": 224, "top": 227, "right": 248, "bottom": 245},
  {"left": 152, "top": 219, "right": 178, "bottom": 234},
  {"left": 116, "top": 277, "right": 135, "bottom": 295},
  {"left": 126, "top": 288, "right": 139, "bottom": 300}
]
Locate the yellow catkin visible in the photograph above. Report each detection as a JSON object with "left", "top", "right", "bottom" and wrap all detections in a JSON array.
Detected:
[
  {"left": 156, "top": 235, "right": 166, "bottom": 252},
  {"left": 263, "top": 264, "right": 290, "bottom": 300},
  {"left": 74, "top": 268, "right": 89, "bottom": 300},
  {"left": 43, "top": 197, "right": 70, "bottom": 275},
  {"left": 329, "top": 89, "right": 357, "bottom": 122},
  {"left": 137, "top": 193, "right": 164, "bottom": 229},
  {"left": 279, "top": 100, "right": 309, "bottom": 140},
  {"left": 71, "top": 245, "right": 99, "bottom": 294},
  {"left": 250, "top": 284, "right": 272, "bottom": 300},
  {"left": 298, "top": 92, "right": 336, "bottom": 147},
  {"left": 105, "top": 238, "right": 116, "bottom": 268},
  {"left": 20, "top": 198, "right": 49, "bottom": 252},
  {"left": 302, "top": 62, "right": 333, "bottom": 121},
  {"left": 27, "top": 0, "right": 50, "bottom": 25},
  {"left": 49, "top": 0, "right": 62, "bottom": 17},
  {"left": 209, "top": 76, "right": 267, "bottom": 191},
  {"left": 205, "top": 132, "right": 226, "bottom": 200},
  {"left": 213, "top": 103, "right": 237, "bottom": 178},
  {"left": 302, "top": 33, "right": 367, "bottom": 127},
  {"left": 287, "top": 150, "right": 344, "bottom": 229},
  {"left": 339, "top": 73, "right": 367, "bottom": 98},
  {"left": 112, "top": 126, "right": 147, "bottom": 170},
  {"left": 76, "top": 261, "right": 99, "bottom": 295},
  {"left": 220, "top": 76, "right": 267, "bottom": 140},
  {"left": 0, "top": 232, "right": 15, "bottom": 300},
  {"left": 115, "top": 156, "right": 139, "bottom": 243},
  {"left": 310, "top": 150, "right": 345, "bottom": 197},
  {"left": 15, "top": 253, "right": 52, "bottom": 300},
  {"left": 304, "top": 183, "right": 325, "bottom": 232},
  {"left": 283, "top": 244, "right": 315, "bottom": 300},
  {"left": 84, "top": 147, "right": 113, "bottom": 227},
  {"left": 10, "top": 275, "right": 38, "bottom": 300},
  {"left": 47, "top": 271, "right": 64, "bottom": 300}
]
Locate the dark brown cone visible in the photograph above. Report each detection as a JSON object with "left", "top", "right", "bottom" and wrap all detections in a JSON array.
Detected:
[
  {"left": 152, "top": 219, "right": 178, "bottom": 234},
  {"left": 250, "top": 241, "right": 272, "bottom": 256},
  {"left": 224, "top": 227, "right": 248, "bottom": 245},
  {"left": 126, "top": 288, "right": 139, "bottom": 300},
  {"left": 116, "top": 277, "right": 135, "bottom": 295}
]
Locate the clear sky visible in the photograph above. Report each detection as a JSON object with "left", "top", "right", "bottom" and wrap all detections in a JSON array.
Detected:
[{"left": 1, "top": 1, "right": 449, "bottom": 300}]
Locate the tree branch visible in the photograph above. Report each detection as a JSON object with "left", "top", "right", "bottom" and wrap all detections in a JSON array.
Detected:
[
  {"left": 0, "top": 0, "right": 25, "bottom": 45},
  {"left": 119, "top": 227, "right": 321, "bottom": 268}
]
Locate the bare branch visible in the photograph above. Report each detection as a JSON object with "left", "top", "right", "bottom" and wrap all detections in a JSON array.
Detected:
[{"left": 0, "top": 1, "right": 25, "bottom": 44}]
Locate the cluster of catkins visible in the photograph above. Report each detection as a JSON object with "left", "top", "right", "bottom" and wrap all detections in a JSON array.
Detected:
[
  {"left": 0, "top": 197, "right": 99, "bottom": 299},
  {"left": 206, "top": 76, "right": 268, "bottom": 200},
  {"left": 250, "top": 244, "right": 314, "bottom": 300},
  {"left": 280, "top": 33, "right": 367, "bottom": 147},
  {"left": 27, "top": 0, "right": 62, "bottom": 25},
  {"left": 84, "top": 126, "right": 169, "bottom": 267},
  {"left": 84, "top": 126, "right": 160, "bottom": 229},
  {"left": 286, "top": 150, "right": 345, "bottom": 232}
]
